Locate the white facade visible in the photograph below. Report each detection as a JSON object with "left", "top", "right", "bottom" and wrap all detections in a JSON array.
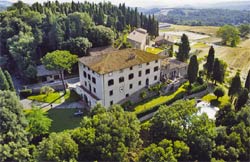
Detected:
[{"left": 76, "top": 60, "right": 161, "bottom": 108}]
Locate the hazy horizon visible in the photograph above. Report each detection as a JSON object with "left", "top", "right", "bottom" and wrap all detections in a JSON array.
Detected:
[{"left": 10, "top": 0, "right": 250, "bottom": 8}]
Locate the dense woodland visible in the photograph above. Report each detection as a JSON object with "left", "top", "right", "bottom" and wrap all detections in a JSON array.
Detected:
[
  {"left": 0, "top": 1, "right": 159, "bottom": 81},
  {"left": 157, "top": 8, "right": 250, "bottom": 26}
]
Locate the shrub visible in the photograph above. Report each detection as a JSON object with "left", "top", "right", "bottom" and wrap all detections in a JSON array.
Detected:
[
  {"left": 20, "top": 89, "right": 32, "bottom": 98},
  {"left": 140, "top": 91, "right": 147, "bottom": 99},
  {"left": 122, "top": 100, "right": 133, "bottom": 110},
  {"left": 40, "top": 86, "right": 55, "bottom": 96},
  {"left": 214, "top": 87, "right": 225, "bottom": 99}
]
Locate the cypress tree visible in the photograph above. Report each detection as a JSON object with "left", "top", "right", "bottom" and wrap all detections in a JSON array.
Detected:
[
  {"left": 204, "top": 46, "right": 215, "bottom": 79},
  {"left": 212, "top": 58, "right": 226, "bottom": 85},
  {"left": 4, "top": 70, "right": 15, "bottom": 91},
  {"left": 228, "top": 72, "right": 242, "bottom": 97},
  {"left": 245, "top": 69, "right": 250, "bottom": 91},
  {"left": 177, "top": 34, "right": 190, "bottom": 62},
  {"left": 235, "top": 88, "right": 249, "bottom": 111},
  {"left": 0, "top": 68, "right": 9, "bottom": 90},
  {"left": 187, "top": 55, "right": 199, "bottom": 86}
]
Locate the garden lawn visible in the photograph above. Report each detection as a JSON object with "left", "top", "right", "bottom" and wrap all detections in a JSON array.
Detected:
[
  {"left": 28, "top": 92, "right": 62, "bottom": 104},
  {"left": 134, "top": 85, "right": 186, "bottom": 115},
  {"left": 47, "top": 108, "right": 84, "bottom": 132},
  {"left": 146, "top": 47, "right": 164, "bottom": 55},
  {"left": 202, "top": 93, "right": 230, "bottom": 108}
]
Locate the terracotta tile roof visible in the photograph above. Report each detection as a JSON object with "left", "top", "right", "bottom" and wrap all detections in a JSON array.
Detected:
[
  {"left": 79, "top": 49, "right": 166, "bottom": 74},
  {"left": 127, "top": 28, "right": 148, "bottom": 44}
]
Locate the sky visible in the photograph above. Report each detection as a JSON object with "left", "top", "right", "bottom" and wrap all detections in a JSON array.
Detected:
[{"left": 11, "top": 0, "right": 250, "bottom": 8}]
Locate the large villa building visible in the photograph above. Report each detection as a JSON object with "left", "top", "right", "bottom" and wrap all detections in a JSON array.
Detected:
[{"left": 75, "top": 49, "right": 165, "bottom": 108}]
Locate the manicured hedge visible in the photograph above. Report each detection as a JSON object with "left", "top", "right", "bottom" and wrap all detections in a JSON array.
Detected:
[
  {"left": 135, "top": 85, "right": 187, "bottom": 118},
  {"left": 189, "top": 83, "right": 207, "bottom": 95}
]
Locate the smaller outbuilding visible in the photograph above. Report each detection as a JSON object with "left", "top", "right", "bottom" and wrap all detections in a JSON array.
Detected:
[
  {"left": 36, "top": 65, "right": 60, "bottom": 82},
  {"left": 161, "top": 59, "right": 188, "bottom": 81},
  {"left": 155, "top": 34, "right": 175, "bottom": 46}
]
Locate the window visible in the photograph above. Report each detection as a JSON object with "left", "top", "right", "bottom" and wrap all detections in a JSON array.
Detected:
[
  {"left": 155, "top": 60, "right": 158, "bottom": 63},
  {"left": 109, "top": 90, "right": 113, "bottom": 96},
  {"left": 92, "top": 77, "right": 96, "bottom": 84},
  {"left": 130, "top": 66, "right": 133, "bottom": 70},
  {"left": 110, "top": 101, "right": 113, "bottom": 105},
  {"left": 154, "top": 66, "right": 159, "bottom": 72},
  {"left": 138, "top": 71, "right": 142, "bottom": 77},
  {"left": 138, "top": 64, "right": 142, "bottom": 68},
  {"left": 128, "top": 73, "right": 134, "bottom": 80},
  {"left": 129, "top": 84, "right": 133, "bottom": 89},
  {"left": 126, "top": 94, "right": 129, "bottom": 97},
  {"left": 84, "top": 81, "right": 87, "bottom": 87},
  {"left": 83, "top": 65, "right": 86, "bottom": 68},
  {"left": 119, "top": 77, "right": 124, "bottom": 83},
  {"left": 108, "top": 79, "right": 114, "bottom": 86},
  {"left": 146, "top": 62, "right": 150, "bottom": 65},
  {"left": 138, "top": 81, "right": 141, "bottom": 86},
  {"left": 83, "top": 71, "right": 87, "bottom": 78},
  {"left": 145, "top": 69, "right": 150, "bottom": 75},
  {"left": 93, "top": 88, "right": 96, "bottom": 93},
  {"left": 88, "top": 67, "right": 90, "bottom": 71},
  {"left": 88, "top": 74, "right": 91, "bottom": 80},
  {"left": 120, "top": 69, "right": 123, "bottom": 73},
  {"left": 92, "top": 70, "right": 95, "bottom": 74},
  {"left": 154, "top": 75, "right": 157, "bottom": 80}
]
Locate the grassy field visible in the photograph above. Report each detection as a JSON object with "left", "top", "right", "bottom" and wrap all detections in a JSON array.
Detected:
[
  {"left": 47, "top": 108, "right": 85, "bottom": 132},
  {"left": 195, "top": 39, "right": 250, "bottom": 79}
]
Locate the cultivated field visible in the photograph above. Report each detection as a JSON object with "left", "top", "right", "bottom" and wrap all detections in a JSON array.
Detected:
[{"left": 160, "top": 24, "right": 250, "bottom": 80}]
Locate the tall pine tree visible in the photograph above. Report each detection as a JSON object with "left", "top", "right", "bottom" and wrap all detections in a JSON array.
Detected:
[
  {"left": 0, "top": 68, "right": 9, "bottom": 90},
  {"left": 245, "top": 69, "right": 250, "bottom": 91},
  {"left": 4, "top": 70, "right": 15, "bottom": 91},
  {"left": 177, "top": 34, "right": 190, "bottom": 62},
  {"left": 204, "top": 46, "right": 215, "bottom": 79},
  {"left": 187, "top": 55, "right": 199, "bottom": 86}
]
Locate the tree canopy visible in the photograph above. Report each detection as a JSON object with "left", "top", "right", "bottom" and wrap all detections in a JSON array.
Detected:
[
  {"left": 0, "top": 91, "right": 31, "bottom": 161},
  {"left": 75, "top": 104, "right": 142, "bottom": 161},
  {"left": 217, "top": 25, "right": 240, "bottom": 47}
]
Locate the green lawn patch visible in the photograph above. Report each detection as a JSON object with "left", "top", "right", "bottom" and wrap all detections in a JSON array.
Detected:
[
  {"left": 47, "top": 108, "right": 86, "bottom": 132},
  {"left": 192, "top": 42, "right": 208, "bottom": 48},
  {"left": 146, "top": 47, "right": 164, "bottom": 55},
  {"left": 28, "top": 92, "right": 62, "bottom": 104},
  {"left": 134, "top": 85, "right": 186, "bottom": 116},
  {"left": 202, "top": 93, "right": 230, "bottom": 108}
]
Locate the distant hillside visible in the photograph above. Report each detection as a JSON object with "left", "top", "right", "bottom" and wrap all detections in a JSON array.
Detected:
[
  {"left": 154, "top": 8, "right": 249, "bottom": 26},
  {"left": 204, "top": 1, "right": 250, "bottom": 11},
  {"left": 0, "top": 0, "right": 12, "bottom": 11}
]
